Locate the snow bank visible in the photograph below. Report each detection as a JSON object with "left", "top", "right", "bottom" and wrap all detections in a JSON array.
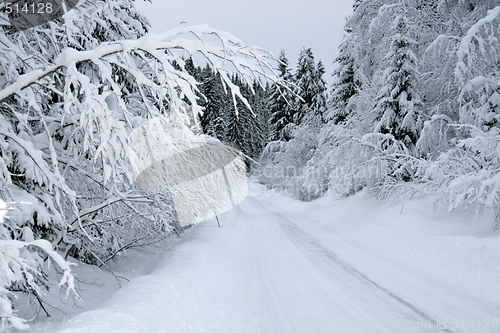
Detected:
[{"left": 20, "top": 211, "right": 248, "bottom": 333}]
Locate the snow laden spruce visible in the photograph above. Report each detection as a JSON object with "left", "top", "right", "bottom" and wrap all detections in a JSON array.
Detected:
[{"left": 0, "top": 0, "right": 290, "bottom": 330}]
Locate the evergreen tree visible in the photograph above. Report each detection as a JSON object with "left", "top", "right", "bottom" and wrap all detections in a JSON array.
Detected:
[
  {"left": 199, "top": 64, "right": 227, "bottom": 139},
  {"left": 295, "top": 48, "right": 316, "bottom": 123},
  {"left": 268, "top": 51, "right": 296, "bottom": 141},
  {"left": 373, "top": 15, "right": 423, "bottom": 151},
  {"left": 226, "top": 75, "right": 265, "bottom": 164},
  {"left": 206, "top": 107, "right": 229, "bottom": 142},
  {"left": 250, "top": 80, "right": 271, "bottom": 146},
  {"left": 184, "top": 57, "right": 201, "bottom": 81},
  {"left": 328, "top": 26, "right": 360, "bottom": 124},
  {"left": 294, "top": 48, "right": 327, "bottom": 125},
  {"left": 312, "top": 60, "right": 328, "bottom": 121}
]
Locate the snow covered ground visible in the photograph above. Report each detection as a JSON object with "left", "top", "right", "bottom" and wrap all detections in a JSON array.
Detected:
[{"left": 18, "top": 182, "right": 500, "bottom": 333}]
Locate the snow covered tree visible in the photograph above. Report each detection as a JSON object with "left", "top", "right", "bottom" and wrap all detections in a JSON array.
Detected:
[
  {"left": 197, "top": 68, "right": 270, "bottom": 146},
  {"left": 294, "top": 48, "right": 317, "bottom": 123},
  {"left": 226, "top": 75, "right": 266, "bottom": 164},
  {"left": 205, "top": 107, "right": 229, "bottom": 142},
  {"left": 250, "top": 80, "right": 271, "bottom": 146},
  {"left": 0, "top": 199, "right": 76, "bottom": 331},
  {"left": 328, "top": 26, "right": 360, "bottom": 124},
  {"left": 418, "top": 4, "right": 500, "bottom": 228},
  {"left": 455, "top": 5, "right": 500, "bottom": 131},
  {"left": 373, "top": 15, "right": 423, "bottom": 152},
  {"left": 0, "top": 0, "right": 286, "bottom": 326},
  {"left": 256, "top": 0, "right": 500, "bottom": 227},
  {"left": 198, "top": 64, "right": 228, "bottom": 140},
  {"left": 268, "top": 51, "right": 296, "bottom": 141},
  {"left": 312, "top": 60, "right": 328, "bottom": 120},
  {"left": 184, "top": 57, "right": 202, "bottom": 81},
  {"left": 292, "top": 48, "right": 328, "bottom": 126}
]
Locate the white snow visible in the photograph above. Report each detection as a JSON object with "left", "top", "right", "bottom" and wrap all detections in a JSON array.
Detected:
[{"left": 18, "top": 182, "right": 500, "bottom": 333}]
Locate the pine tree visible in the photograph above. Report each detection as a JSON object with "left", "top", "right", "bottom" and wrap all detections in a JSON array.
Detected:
[
  {"left": 328, "top": 26, "right": 360, "bottom": 124},
  {"left": 206, "top": 107, "right": 228, "bottom": 142},
  {"left": 312, "top": 60, "right": 328, "bottom": 121},
  {"left": 373, "top": 15, "right": 423, "bottom": 151},
  {"left": 226, "top": 75, "right": 265, "bottom": 164},
  {"left": 184, "top": 57, "right": 201, "bottom": 81},
  {"left": 199, "top": 64, "right": 227, "bottom": 139},
  {"left": 295, "top": 48, "right": 316, "bottom": 123},
  {"left": 294, "top": 48, "right": 328, "bottom": 125},
  {"left": 250, "top": 80, "right": 271, "bottom": 146},
  {"left": 268, "top": 50, "right": 296, "bottom": 141}
]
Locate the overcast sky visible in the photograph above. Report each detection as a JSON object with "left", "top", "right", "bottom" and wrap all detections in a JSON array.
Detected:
[{"left": 134, "top": 0, "right": 354, "bottom": 85}]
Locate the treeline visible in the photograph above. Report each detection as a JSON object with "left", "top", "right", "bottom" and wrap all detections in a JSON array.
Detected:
[
  {"left": 258, "top": 0, "right": 500, "bottom": 228},
  {"left": 184, "top": 59, "right": 269, "bottom": 162},
  {"left": 184, "top": 48, "right": 328, "bottom": 166}
]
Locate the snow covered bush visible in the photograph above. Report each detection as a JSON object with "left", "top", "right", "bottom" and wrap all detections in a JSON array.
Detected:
[
  {"left": 418, "top": 5, "right": 500, "bottom": 226},
  {"left": 0, "top": 199, "right": 76, "bottom": 332},
  {"left": 420, "top": 127, "right": 500, "bottom": 228}
]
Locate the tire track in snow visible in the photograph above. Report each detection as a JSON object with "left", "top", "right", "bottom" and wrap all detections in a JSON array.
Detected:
[
  {"left": 240, "top": 220, "right": 270, "bottom": 332},
  {"left": 242, "top": 210, "right": 301, "bottom": 333},
  {"left": 249, "top": 197, "right": 455, "bottom": 333}
]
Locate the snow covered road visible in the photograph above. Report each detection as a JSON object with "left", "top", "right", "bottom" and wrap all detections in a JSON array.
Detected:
[
  {"left": 236, "top": 196, "right": 499, "bottom": 333},
  {"left": 34, "top": 184, "right": 500, "bottom": 333}
]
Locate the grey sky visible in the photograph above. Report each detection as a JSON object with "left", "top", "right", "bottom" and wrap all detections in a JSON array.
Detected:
[{"left": 134, "top": 0, "right": 354, "bottom": 85}]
